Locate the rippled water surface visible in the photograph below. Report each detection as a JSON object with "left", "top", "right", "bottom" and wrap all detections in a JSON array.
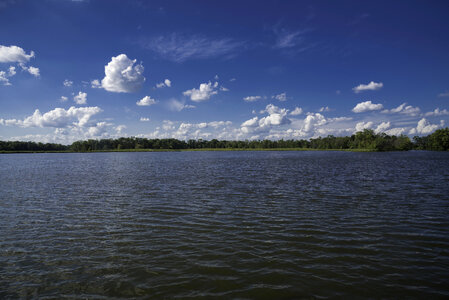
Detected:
[{"left": 1, "top": 151, "right": 449, "bottom": 299}]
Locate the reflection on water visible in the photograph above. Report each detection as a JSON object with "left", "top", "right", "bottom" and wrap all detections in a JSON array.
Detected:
[{"left": 1, "top": 151, "right": 449, "bottom": 298}]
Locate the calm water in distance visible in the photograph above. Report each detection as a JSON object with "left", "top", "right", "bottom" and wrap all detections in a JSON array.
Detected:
[{"left": 1, "top": 151, "right": 449, "bottom": 298}]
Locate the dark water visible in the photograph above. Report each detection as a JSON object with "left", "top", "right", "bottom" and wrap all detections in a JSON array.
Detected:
[{"left": 1, "top": 151, "right": 449, "bottom": 299}]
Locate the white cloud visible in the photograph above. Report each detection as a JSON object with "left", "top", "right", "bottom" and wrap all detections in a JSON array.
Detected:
[
  {"left": 63, "top": 79, "right": 73, "bottom": 87},
  {"left": 303, "top": 113, "right": 326, "bottom": 133},
  {"left": 87, "top": 122, "right": 109, "bottom": 137},
  {"left": 0, "top": 65, "right": 18, "bottom": 86},
  {"left": 91, "top": 79, "right": 101, "bottom": 88},
  {"left": 183, "top": 81, "right": 218, "bottom": 102},
  {"left": 385, "top": 127, "right": 406, "bottom": 136},
  {"left": 115, "top": 125, "right": 127, "bottom": 134},
  {"left": 0, "top": 45, "right": 34, "bottom": 63},
  {"left": 273, "top": 28, "right": 308, "bottom": 49},
  {"left": 374, "top": 121, "right": 390, "bottom": 133},
  {"left": 319, "top": 106, "right": 331, "bottom": 112},
  {"left": 381, "top": 103, "right": 421, "bottom": 116},
  {"left": 352, "top": 101, "right": 383, "bottom": 113},
  {"left": 424, "top": 108, "right": 449, "bottom": 117},
  {"left": 272, "top": 92, "right": 287, "bottom": 101},
  {"left": 259, "top": 112, "right": 290, "bottom": 128},
  {"left": 155, "top": 78, "right": 172, "bottom": 88},
  {"left": 140, "top": 117, "right": 150, "bottom": 122},
  {"left": 143, "top": 33, "right": 244, "bottom": 62},
  {"left": 241, "top": 116, "right": 259, "bottom": 127},
  {"left": 352, "top": 81, "right": 383, "bottom": 93},
  {"left": 136, "top": 96, "right": 156, "bottom": 106},
  {"left": 26, "top": 66, "right": 40, "bottom": 77},
  {"left": 409, "top": 118, "right": 440, "bottom": 135},
  {"left": 0, "top": 71, "right": 11, "bottom": 86},
  {"left": 355, "top": 121, "right": 373, "bottom": 132},
  {"left": 73, "top": 91, "right": 87, "bottom": 105},
  {"left": 60, "top": 96, "right": 68, "bottom": 102},
  {"left": 101, "top": 54, "right": 145, "bottom": 93},
  {"left": 240, "top": 104, "right": 291, "bottom": 136},
  {"left": 437, "top": 91, "right": 449, "bottom": 98},
  {"left": 19, "top": 63, "right": 40, "bottom": 77},
  {"left": 329, "top": 117, "right": 352, "bottom": 122},
  {"left": 220, "top": 86, "right": 229, "bottom": 92},
  {"left": 290, "top": 107, "right": 303, "bottom": 116},
  {"left": 0, "top": 106, "right": 102, "bottom": 128},
  {"left": 167, "top": 98, "right": 195, "bottom": 111},
  {"left": 243, "top": 95, "right": 262, "bottom": 102},
  {"left": 8, "top": 66, "right": 16, "bottom": 76},
  {"left": 230, "top": 78, "right": 236, "bottom": 82}
]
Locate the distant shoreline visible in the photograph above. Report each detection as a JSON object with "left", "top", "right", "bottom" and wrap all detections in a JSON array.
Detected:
[{"left": 0, "top": 148, "right": 392, "bottom": 154}]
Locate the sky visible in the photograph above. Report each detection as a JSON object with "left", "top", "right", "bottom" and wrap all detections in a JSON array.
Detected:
[{"left": 1, "top": 0, "right": 449, "bottom": 144}]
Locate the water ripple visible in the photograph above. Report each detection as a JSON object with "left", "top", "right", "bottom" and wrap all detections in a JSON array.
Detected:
[{"left": 1, "top": 151, "right": 449, "bottom": 298}]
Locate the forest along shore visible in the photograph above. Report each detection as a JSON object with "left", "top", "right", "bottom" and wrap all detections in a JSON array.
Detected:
[{"left": 1, "top": 128, "right": 448, "bottom": 153}]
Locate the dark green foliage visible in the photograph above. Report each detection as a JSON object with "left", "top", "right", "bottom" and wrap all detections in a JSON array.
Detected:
[
  {"left": 1, "top": 128, "right": 448, "bottom": 152},
  {"left": 413, "top": 127, "right": 449, "bottom": 151},
  {"left": 0, "top": 140, "right": 68, "bottom": 152}
]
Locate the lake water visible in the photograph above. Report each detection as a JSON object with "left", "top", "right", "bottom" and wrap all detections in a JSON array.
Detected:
[{"left": 1, "top": 151, "right": 448, "bottom": 298}]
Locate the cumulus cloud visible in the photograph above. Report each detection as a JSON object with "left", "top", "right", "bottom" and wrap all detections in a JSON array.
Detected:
[
  {"left": 290, "top": 107, "right": 303, "bottom": 116},
  {"left": 243, "top": 95, "right": 262, "bottom": 102},
  {"left": 319, "top": 106, "right": 331, "bottom": 112},
  {"left": 91, "top": 79, "right": 101, "bottom": 88},
  {"left": 8, "top": 66, "right": 16, "bottom": 76},
  {"left": 136, "top": 96, "right": 156, "bottom": 106},
  {"left": 424, "top": 108, "right": 449, "bottom": 117},
  {"left": 353, "top": 81, "right": 383, "bottom": 93},
  {"left": 26, "top": 66, "right": 40, "bottom": 77},
  {"left": 63, "top": 79, "right": 73, "bottom": 87},
  {"left": 241, "top": 104, "right": 291, "bottom": 135},
  {"left": 352, "top": 101, "right": 383, "bottom": 113},
  {"left": 60, "top": 96, "right": 68, "bottom": 102},
  {"left": 385, "top": 127, "right": 406, "bottom": 136},
  {"left": 241, "top": 116, "right": 259, "bottom": 127},
  {"left": 0, "top": 70, "right": 11, "bottom": 86},
  {"left": 167, "top": 98, "right": 195, "bottom": 111},
  {"left": 183, "top": 81, "right": 218, "bottom": 102},
  {"left": 0, "top": 65, "right": 18, "bottom": 86},
  {"left": 101, "top": 54, "right": 145, "bottom": 93},
  {"left": 303, "top": 113, "right": 326, "bottom": 133},
  {"left": 73, "top": 91, "right": 87, "bottom": 105},
  {"left": 272, "top": 92, "right": 287, "bottom": 101},
  {"left": 0, "top": 45, "right": 34, "bottom": 63},
  {"left": 374, "top": 121, "right": 391, "bottom": 133},
  {"left": 355, "top": 121, "right": 374, "bottom": 132},
  {"left": 115, "top": 125, "right": 127, "bottom": 134},
  {"left": 381, "top": 103, "right": 421, "bottom": 116},
  {"left": 409, "top": 118, "right": 441, "bottom": 135},
  {"left": 143, "top": 33, "right": 244, "bottom": 62},
  {"left": 156, "top": 78, "right": 172, "bottom": 88},
  {"left": 140, "top": 117, "right": 150, "bottom": 122},
  {"left": 0, "top": 106, "right": 102, "bottom": 128}
]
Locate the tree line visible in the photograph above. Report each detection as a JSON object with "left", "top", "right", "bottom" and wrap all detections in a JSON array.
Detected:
[{"left": 1, "top": 128, "right": 448, "bottom": 152}]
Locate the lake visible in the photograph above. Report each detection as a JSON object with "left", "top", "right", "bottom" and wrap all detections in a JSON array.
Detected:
[{"left": 1, "top": 151, "right": 448, "bottom": 298}]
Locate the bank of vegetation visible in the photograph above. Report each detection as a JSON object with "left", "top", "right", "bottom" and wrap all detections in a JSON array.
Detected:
[{"left": 1, "top": 128, "right": 448, "bottom": 153}]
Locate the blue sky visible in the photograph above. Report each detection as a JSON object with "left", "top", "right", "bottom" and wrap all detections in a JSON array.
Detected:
[{"left": 1, "top": 0, "right": 449, "bottom": 143}]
